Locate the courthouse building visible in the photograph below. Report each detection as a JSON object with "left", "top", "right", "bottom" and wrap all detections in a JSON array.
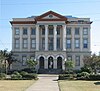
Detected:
[{"left": 10, "top": 11, "right": 92, "bottom": 73}]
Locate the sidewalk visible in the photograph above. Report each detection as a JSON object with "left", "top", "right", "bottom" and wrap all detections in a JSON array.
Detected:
[{"left": 25, "top": 74, "right": 59, "bottom": 91}]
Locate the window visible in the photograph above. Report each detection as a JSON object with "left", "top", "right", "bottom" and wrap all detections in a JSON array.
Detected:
[
  {"left": 75, "top": 39, "right": 80, "bottom": 48},
  {"left": 75, "top": 56, "right": 80, "bottom": 66},
  {"left": 67, "top": 55, "right": 72, "bottom": 61},
  {"left": 75, "top": 28, "right": 80, "bottom": 35},
  {"left": 15, "top": 28, "right": 20, "bottom": 35},
  {"left": 42, "top": 38, "right": 45, "bottom": 49},
  {"left": 57, "top": 26, "right": 60, "bottom": 35},
  {"left": 48, "top": 37, "right": 53, "bottom": 50},
  {"left": 83, "top": 28, "right": 88, "bottom": 35},
  {"left": 23, "top": 39, "right": 28, "bottom": 48},
  {"left": 23, "top": 28, "right": 27, "bottom": 35},
  {"left": 66, "top": 38, "right": 71, "bottom": 48},
  {"left": 22, "top": 56, "right": 27, "bottom": 65},
  {"left": 15, "top": 39, "right": 20, "bottom": 48},
  {"left": 83, "top": 38, "right": 88, "bottom": 48},
  {"left": 48, "top": 25, "right": 53, "bottom": 35},
  {"left": 57, "top": 38, "right": 60, "bottom": 49},
  {"left": 49, "top": 30, "right": 53, "bottom": 35},
  {"left": 49, "top": 14, "right": 53, "bottom": 18},
  {"left": 42, "top": 29, "right": 45, "bottom": 35},
  {"left": 31, "top": 38, "right": 36, "bottom": 49},
  {"left": 66, "top": 27, "right": 71, "bottom": 35},
  {"left": 31, "top": 28, "right": 36, "bottom": 35}
]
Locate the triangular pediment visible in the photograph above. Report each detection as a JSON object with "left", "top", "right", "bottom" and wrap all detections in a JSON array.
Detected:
[{"left": 35, "top": 11, "right": 67, "bottom": 21}]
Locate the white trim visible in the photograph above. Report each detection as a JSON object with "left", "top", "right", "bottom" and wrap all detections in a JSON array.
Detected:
[
  {"left": 37, "top": 55, "right": 46, "bottom": 59},
  {"left": 47, "top": 55, "right": 55, "bottom": 59},
  {"left": 56, "top": 54, "right": 64, "bottom": 59}
]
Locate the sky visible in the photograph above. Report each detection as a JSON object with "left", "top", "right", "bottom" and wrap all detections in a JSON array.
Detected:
[{"left": 0, "top": 0, "right": 100, "bottom": 55}]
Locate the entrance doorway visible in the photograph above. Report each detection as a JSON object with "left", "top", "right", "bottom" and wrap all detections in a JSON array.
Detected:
[
  {"left": 39, "top": 56, "right": 44, "bottom": 69},
  {"left": 57, "top": 56, "right": 62, "bottom": 69},
  {"left": 48, "top": 56, "right": 53, "bottom": 69}
]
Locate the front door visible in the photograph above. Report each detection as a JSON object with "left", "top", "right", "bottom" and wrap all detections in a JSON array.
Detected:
[{"left": 48, "top": 56, "right": 53, "bottom": 69}]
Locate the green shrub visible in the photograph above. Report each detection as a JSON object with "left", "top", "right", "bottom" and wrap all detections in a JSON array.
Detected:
[
  {"left": 81, "top": 67, "right": 92, "bottom": 73},
  {"left": 0, "top": 73, "right": 6, "bottom": 80},
  {"left": 22, "top": 73, "right": 38, "bottom": 80},
  {"left": 77, "top": 72, "right": 90, "bottom": 80},
  {"left": 11, "top": 71, "right": 22, "bottom": 80},
  {"left": 59, "top": 74, "right": 74, "bottom": 80},
  {"left": 89, "top": 74, "right": 100, "bottom": 80},
  {"left": 20, "top": 71, "right": 28, "bottom": 77}
]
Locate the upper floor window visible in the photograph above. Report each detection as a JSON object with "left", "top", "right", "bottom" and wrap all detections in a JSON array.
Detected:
[
  {"left": 66, "top": 38, "right": 71, "bottom": 48},
  {"left": 75, "top": 28, "right": 80, "bottom": 35},
  {"left": 42, "top": 29, "right": 45, "bottom": 35},
  {"left": 15, "top": 38, "right": 20, "bottom": 48},
  {"left": 83, "top": 28, "right": 88, "bottom": 35},
  {"left": 48, "top": 37, "right": 53, "bottom": 50},
  {"left": 31, "top": 28, "right": 36, "bottom": 35},
  {"left": 15, "top": 28, "right": 20, "bottom": 35},
  {"left": 57, "top": 26, "right": 61, "bottom": 35},
  {"left": 42, "top": 38, "right": 45, "bottom": 49},
  {"left": 48, "top": 25, "right": 54, "bottom": 35},
  {"left": 57, "top": 38, "right": 60, "bottom": 50},
  {"left": 31, "top": 38, "right": 36, "bottom": 49},
  {"left": 22, "top": 56, "right": 27, "bottom": 66},
  {"left": 75, "top": 38, "right": 80, "bottom": 48},
  {"left": 66, "top": 27, "right": 71, "bottom": 35},
  {"left": 75, "top": 56, "right": 80, "bottom": 66},
  {"left": 83, "top": 38, "right": 88, "bottom": 48},
  {"left": 23, "top": 28, "right": 27, "bottom": 35},
  {"left": 23, "top": 38, "right": 28, "bottom": 48},
  {"left": 48, "top": 30, "right": 53, "bottom": 35}
]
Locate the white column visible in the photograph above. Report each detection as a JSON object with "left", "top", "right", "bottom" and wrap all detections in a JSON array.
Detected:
[
  {"left": 54, "top": 59, "right": 57, "bottom": 69},
  {"left": 20, "top": 27, "right": 23, "bottom": 51},
  {"left": 54, "top": 25, "right": 57, "bottom": 51},
  {"left": 36, "top": 25, "right": 39, "bottom": 50},
  {"left": 28, "top": 27, "right": 31, "bottom": 51},
  {"left": 44, "top": 59, "right": 48, "bottom": 69},
  {"left": 63, "top": 25, "right": 66, "bottom": 51},
  {"left": 45, "top": 25, "right": 48, "bottom": 51}
]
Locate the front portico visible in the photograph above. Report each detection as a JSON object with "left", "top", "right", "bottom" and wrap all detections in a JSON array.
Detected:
[{"left": 36, "top": 51, "right": 66, "bottom": 73}]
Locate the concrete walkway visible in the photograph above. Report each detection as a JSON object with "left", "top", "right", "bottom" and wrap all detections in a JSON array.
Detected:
[{"left": 25, "top": 74, "right": 59, "bottom": 91}]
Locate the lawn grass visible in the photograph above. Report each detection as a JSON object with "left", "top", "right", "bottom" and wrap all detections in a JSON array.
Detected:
[
  {"left": 59, "top": 80, "right": 100, "bottom": 91},
  {"left": 0, "top": 80, "right": 35, "bottom": 91}
]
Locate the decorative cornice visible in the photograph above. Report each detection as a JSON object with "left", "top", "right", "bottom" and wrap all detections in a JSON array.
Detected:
[{"left": 10, "top": 21, "right": 36, "bottom": 25}]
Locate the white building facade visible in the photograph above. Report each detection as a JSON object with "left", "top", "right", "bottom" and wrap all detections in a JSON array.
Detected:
[{"left": 10, "top": 11, "right": 92, "bottom": 73}]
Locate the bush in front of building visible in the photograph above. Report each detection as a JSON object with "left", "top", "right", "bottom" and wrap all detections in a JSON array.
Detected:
[
  {"left": 22, "top": 73, "right": 38, "bottom": 80},
  {"left": 88, "top": 74, "right": 100, "bottom": 80},
  {"left": 11, "top": 71, "right": 22, "bottom": 80},
  {"left": 58, "top": 74, "right": 75, "bottom": 80},
  {"left": 11, "top": 71, "right": 38, "bottom": 80},
  {"left": 77, "top": 72, "right": 90, "bottom": 80},
  {"left": 0, "top": 73, "right": 6, "bottom": 80}
]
